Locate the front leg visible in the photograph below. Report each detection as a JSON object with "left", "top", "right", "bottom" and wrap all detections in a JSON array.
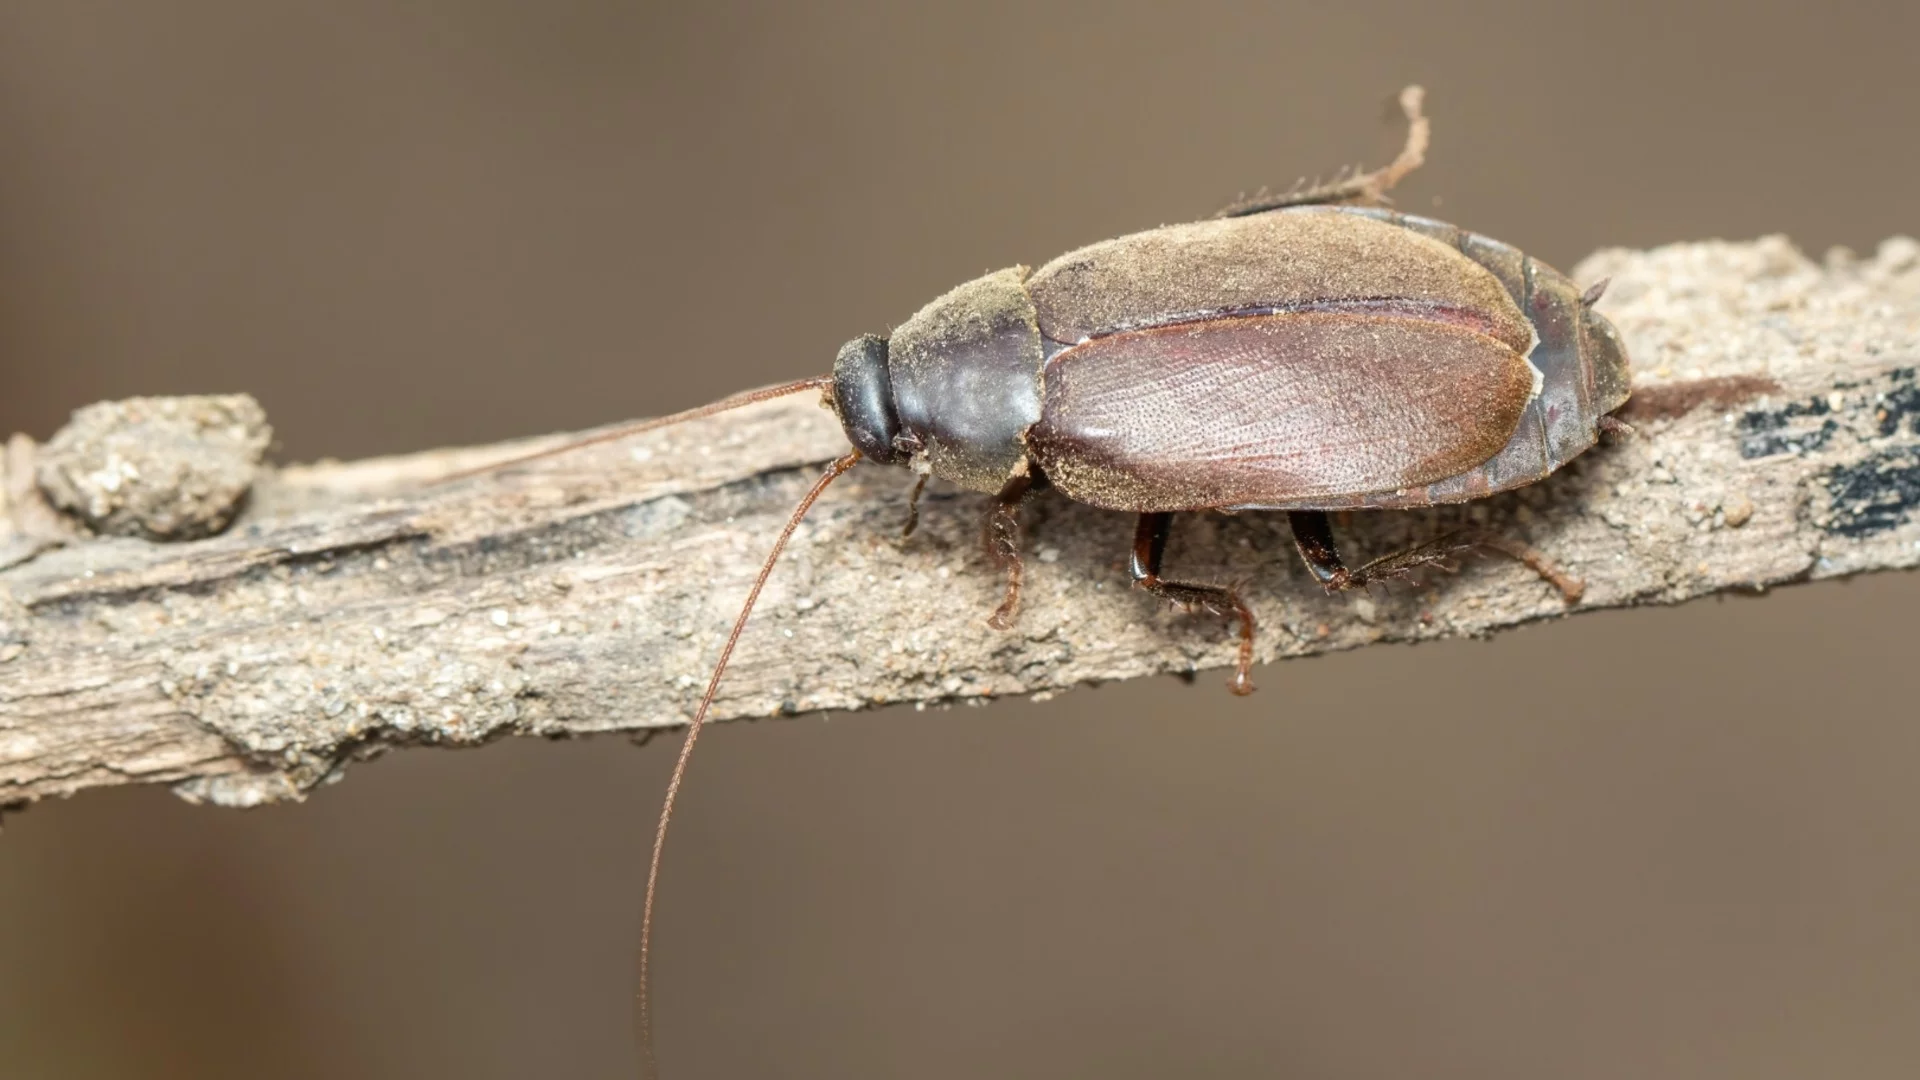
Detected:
[
  {"left": 898, "top": 474, "right": 930, "bottom": 540},
  {"left": 982, "top": 474, "right": 1035, "bottom": 630},
  {"left": 1130, "top": 513, "right": 1257, "bottom": 696}
]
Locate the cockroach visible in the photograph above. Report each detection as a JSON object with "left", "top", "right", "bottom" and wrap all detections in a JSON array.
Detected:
[{"left": 451, "top": 86, "right": 1631, "bottom": 1076}]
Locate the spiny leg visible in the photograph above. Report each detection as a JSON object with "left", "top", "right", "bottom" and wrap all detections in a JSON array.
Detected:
[
  {"left": 1288, "top": 510, "right": 1468, "bottom": 590},
  {"left": 1214, "top": 85, "right": 1429, "bottom": 217},
  {"left": 1287, "top": 510, "right": 1584, "bottom": 602},
  {"left": 983, "top": 474, "right": 1035, "bottom": 630},
  {"left": 1130, "top": 512, "right": 1256, "bottom": 696}
]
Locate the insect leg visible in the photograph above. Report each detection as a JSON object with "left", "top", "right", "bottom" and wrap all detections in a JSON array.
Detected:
[
  {"left": 1289, "top": 509, "right": 1467, "bottom": 590},
  {"left": 983, "top": 474, "right": 1035, "bottom": 629},
  {"left": 1288, "top": 510, "right": 1584, "bottom": 602},
  {"left": 1129, "top": 512, "right": 1256, "bottom": 695},
  {"left": 1473, "top": 534, "right": 1586, "bottom": 603},
  {"left": 1214, "top": 85, "right": 1429, "bottom": 217},
  {"left": 1286, "top": 510, "right": 1355, "bottom": 587},
  {"left": 899, "top": 473, "right": 930, "bottom": 540}
]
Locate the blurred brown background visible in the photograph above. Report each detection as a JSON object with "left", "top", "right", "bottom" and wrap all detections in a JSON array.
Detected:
[{"left": 3, "top": 2, "right": 1918, "bottom": 1078}]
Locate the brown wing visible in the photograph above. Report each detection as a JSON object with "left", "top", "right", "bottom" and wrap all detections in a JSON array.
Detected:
[{"left": 1024, "top": 311, "right": 1534, "bottom": 512}]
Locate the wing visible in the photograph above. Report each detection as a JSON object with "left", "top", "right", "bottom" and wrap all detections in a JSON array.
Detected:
[{"left": 1024, "top": 311, "right": 1534, "bottom": 512}]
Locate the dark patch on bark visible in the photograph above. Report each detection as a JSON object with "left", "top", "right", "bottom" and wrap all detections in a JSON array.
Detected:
[
  {"left": 1739, "top": 395, "right": 1836, "bottom": 459},
  {"left": 1823, "top": 446, "right": 1920, "bottom": 537}
]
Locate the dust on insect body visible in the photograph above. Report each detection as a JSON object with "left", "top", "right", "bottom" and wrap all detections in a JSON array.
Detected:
[{"left": 444, "top": 85, "right": 1633, "bottom": 1078}]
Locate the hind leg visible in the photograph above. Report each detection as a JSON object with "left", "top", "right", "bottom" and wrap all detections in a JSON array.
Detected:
[
  {"left": 1287, "top": 510, "right": 1583, "bottom": 602},
  {"left": 1214, "top": 85, "right": 1429, "bottom": 217},
  {"left": 1130, "top": 513, "right": 1257, "bottom": 695}
]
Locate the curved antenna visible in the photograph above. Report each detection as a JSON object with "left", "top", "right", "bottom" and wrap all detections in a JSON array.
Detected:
[
  {"left": 637, "top": 449, "right": 862, "bottom": 1079},
  {"left": 431, "top": 376, "right": 832, "bottom": 487}
]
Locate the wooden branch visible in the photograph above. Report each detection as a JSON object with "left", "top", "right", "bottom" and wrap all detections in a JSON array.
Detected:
[{"left": 4, "top": 236, "right": 1919, "bottom": 809}]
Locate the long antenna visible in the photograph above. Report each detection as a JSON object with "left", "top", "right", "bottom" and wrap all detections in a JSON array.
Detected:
[
  {"left": 637, "top": 449, "right": 862, "bottom": 1080},
  {"left": 431, "top": 377, "right": 832, "bottom": 486}
]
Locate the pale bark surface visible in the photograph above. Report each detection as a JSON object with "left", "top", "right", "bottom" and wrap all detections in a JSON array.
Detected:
[{"left": 4, "top": 236, "right": 1918, "bottom": 809}]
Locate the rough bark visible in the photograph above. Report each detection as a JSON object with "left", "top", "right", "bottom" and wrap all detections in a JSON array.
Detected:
[{"left": 4, "top": 236, "right": 1919, "bottom": 809}]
